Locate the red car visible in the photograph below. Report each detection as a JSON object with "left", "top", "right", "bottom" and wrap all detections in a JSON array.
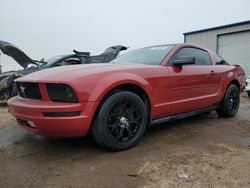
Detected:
[{"left": 7, "top": 43, "right": 246, "bottom": 150}]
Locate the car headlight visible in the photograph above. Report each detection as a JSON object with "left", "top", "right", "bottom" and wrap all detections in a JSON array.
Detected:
[{"left": 46, "top": 83, "right": 79, "bottom": 103}]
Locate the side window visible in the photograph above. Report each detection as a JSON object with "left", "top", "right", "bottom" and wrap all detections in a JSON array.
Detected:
[
  {"left": 170, "top": 47, "right": 211, "bottom": 65},
  {"left": 215, "top": 55, "right": 226, "bottom": 65}
]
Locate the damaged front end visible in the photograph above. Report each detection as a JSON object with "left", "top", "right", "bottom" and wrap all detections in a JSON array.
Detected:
[
  {"left": 0, "top": 76, "right": 11, "bottom": 101},
  {"left": 0, "top": 73, "right": 20, "bottom": 101},
  {"left": 0, "top": 40, "right": 39, "bottom": 101}
]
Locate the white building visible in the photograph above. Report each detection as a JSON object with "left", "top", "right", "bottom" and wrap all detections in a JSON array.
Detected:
[{"left": 184, "top": 20, "right": 250, "bottom": 76}]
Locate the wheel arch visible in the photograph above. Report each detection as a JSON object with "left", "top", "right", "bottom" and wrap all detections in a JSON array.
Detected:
[
  {"left": 103, "top": 83, "right": 151, "bottom": 117},
  {"left": 228, "top": 79, "right": 240, "bottom": 91},
  {"left": 218, "top": 79, "right": 241, "bottom": 103},
  {"left": 97, "top": 82, "right": 151, "bottom": 113},
  {"left": 90, "top": 81, "right": 153, "bottom": 131},
  {"left": 88, "top": 72, "right": 153, "bottom": 106}
]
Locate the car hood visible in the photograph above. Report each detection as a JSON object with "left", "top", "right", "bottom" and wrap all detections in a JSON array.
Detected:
[
  {"left": 16, "top": 63, "right": 151, "bottom": 83},
  {"left": 0, "top": 40, "right": 37, "bottom": 68},
  {"left": 0, "top": 70, "right": 16, "bottom": 80}
]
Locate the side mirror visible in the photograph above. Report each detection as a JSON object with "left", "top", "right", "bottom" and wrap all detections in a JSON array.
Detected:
[{"left": 173, "top": 56, "right": 195, "bottom": 67}]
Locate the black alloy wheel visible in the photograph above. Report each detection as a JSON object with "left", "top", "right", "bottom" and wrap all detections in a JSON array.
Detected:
[
  {"left": 228, "top": 89, "right": 239, "bottom": 114},
  {"left": 92, "top": 91, "right": 147, "bottom": 151},
  {"left": 107, "top": 99, "right": 143, "bottom": 142},
  {"left": 217, "top": 84, "right": 240, "bottom": 117}
]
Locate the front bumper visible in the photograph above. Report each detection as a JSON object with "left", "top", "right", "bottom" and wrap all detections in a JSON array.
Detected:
[{"left": 7, "top": 96, "right": 98, "bottom": 137}]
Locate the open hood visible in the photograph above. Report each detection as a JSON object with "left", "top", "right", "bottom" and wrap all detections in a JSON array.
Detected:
[
  {"left": 103, "top": 45, "right": 128, "bottom": 56},
  {"left": 0, "top": 40, "right": 37, "bottom": 68},
  {"left": 89, "top": 45, "right": 128, "bottom": 64}
]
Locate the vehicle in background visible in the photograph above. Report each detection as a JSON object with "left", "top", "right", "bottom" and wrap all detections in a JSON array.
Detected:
[
  {"left": 7, "top": 43, "right": 246, "bottom": 151},
  {"left": 0, "top": 40, "right": 127, "bottom": 100},
  {"left": 246, "top": 77, "right": 250, "bottom": 97}
]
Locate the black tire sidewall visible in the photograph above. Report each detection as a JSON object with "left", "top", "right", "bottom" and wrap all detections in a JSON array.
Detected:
[
  {"left": 219, "top": 84, "right": 240, "bottom": 117},
  {"left": 93, "top": 91, "right": 147, "bottom": 150}
]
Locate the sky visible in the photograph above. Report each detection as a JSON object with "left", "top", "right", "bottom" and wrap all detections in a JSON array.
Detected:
[{"left": 0, "top": 0, "right": 250, "bottom": 72}]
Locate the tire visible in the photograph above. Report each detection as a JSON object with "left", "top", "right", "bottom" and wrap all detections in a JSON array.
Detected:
[
  {"left": 91, "top": 91, "right": 147, "bottom": 151},
  {"left": 217, "top": 84, "right": 240, "bottom": 117},
  {"left": 248, "top": 91, "right": 250, "bottom": 98}
]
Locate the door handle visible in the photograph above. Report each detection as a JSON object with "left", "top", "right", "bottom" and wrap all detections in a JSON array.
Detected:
[{"left": 210, "top": 70, "right": 216, "bottom": 75}]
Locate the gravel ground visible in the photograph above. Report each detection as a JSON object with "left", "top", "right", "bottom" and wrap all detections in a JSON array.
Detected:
[{"left": 0, "top": 94, "right": 250, "bottom": 188}]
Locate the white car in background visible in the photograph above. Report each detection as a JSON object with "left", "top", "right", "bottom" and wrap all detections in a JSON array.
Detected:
[{"left": 246, "top": 77, "right": 250, "bottom": 98}]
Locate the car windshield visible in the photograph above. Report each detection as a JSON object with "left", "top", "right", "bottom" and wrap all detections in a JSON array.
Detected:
[
  {"left": 40, "top": 55, "right": 69, "bottom": 67},
  {"left": 111, "top": 45, "right": 175, "bottom": 65}
]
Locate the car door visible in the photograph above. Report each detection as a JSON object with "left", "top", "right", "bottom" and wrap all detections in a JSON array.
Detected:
[{"left": 167, "top": 47, "right": 220, "bottom": 115}]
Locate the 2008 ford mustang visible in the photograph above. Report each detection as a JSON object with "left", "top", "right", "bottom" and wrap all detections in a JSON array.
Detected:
[{"left": 7, "top": 43, "right": 246, "bottom": 150}]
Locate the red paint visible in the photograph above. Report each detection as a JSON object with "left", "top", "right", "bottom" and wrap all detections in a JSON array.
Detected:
[{"left": 7, "top": 43, "right": 246, "bottom": 137}]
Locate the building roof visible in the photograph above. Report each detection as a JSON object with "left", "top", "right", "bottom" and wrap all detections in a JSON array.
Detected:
[{"left": 183, "top": 20, "right": 250, "bottom": 35}]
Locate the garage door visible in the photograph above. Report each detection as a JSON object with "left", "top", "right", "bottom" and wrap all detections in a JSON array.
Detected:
[{"left": 218, "top": 30, "right": 250, "bottom": 76}]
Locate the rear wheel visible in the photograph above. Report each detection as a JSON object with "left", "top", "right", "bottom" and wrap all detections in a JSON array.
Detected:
[
  {"left": 217, "top": 84, "right": 240, "bottom": 117},
  {"left": 91, "top": 91, "right": 147, "bottom": 151}
]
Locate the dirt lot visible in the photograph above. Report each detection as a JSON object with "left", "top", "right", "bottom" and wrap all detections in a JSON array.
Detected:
[{"left": 0, "top": 94, "right": 250, "bottom": 188}]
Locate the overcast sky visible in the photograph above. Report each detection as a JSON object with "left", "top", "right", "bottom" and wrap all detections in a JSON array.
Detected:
[{"left": 0, "top": 0, "right": 250, "bottom": 71}]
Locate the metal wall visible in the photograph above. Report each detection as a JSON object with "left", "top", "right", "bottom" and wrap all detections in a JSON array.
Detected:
[
  {"left": 184, "top": 23, "right": 250, "bottom": 52},
  {"left": 217, "top": 31, "right": 250, "bottom": 75}
]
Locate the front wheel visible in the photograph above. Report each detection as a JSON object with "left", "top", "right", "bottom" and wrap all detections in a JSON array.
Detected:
[
  {"left": 92, "top": 91, "right": 147, "bottom": 151},
  {"left": 217, "top": 84, "right": 240, "bottom": 117},
  {"left": 247, "top": 91, "right": 250, "bottom": 98}
]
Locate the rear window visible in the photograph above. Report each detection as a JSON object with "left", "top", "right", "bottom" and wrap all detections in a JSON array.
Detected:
[{"left": 216, "top": 55, "right": 226, "bottom": 65}]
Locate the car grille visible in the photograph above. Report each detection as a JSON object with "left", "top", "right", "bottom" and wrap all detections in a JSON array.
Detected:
[{"left": 17, "top": 82, "right": 41, "bottom": 100}]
